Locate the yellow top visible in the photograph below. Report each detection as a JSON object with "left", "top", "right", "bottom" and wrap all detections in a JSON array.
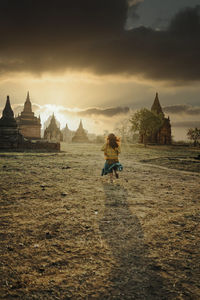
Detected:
[{"left": 101, "top": 143, "right": 121, "bottom": 160}]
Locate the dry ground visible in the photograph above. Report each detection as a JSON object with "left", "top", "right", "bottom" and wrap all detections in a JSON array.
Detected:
[{"left": 0, "top": 143, "right": 200, "bottom": 300}]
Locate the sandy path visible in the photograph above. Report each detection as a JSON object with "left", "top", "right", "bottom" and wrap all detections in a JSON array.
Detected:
[{"left": 0, "top": 143, "right": 200, "bottom": 299}]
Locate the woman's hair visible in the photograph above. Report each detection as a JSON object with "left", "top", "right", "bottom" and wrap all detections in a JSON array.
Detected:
[{"left": 107, "top": 133, "right": 120, "bottom": 149}]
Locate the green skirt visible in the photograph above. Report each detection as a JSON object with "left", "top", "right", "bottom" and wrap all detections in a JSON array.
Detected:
[{"left": 101, "top": 160, "right": 123, "bottom": 176}]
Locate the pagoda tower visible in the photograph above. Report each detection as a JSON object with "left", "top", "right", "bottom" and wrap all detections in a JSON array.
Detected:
[
  {"left": 151, "top": 92, "right": 164, "bottom": 117},
  {"left": 16, "top": 92, "right": 41, "bottom": 139},
  {"left": 0, "top": 96, "right": 23, "bottom": 149},
  {"left": 139, "top": 93, "right": 172, "bottom": 145},
  {"left": 62, "top": 122, "right": 74, "bottom": 142},
  {"left": 44, "top": 114, "right": 63, "bottom": 142},
  {"left": 72, "top": 120, "right": 89, "bottom": 143}
]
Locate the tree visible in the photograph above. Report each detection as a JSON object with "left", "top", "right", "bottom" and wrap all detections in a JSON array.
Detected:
[
  {"left": 129, "top": 108, "right": 163, "bottom": 146},
  {"left": 187, "top": 128, "right": 200, "bottom": 146},
  {"left": 115, "top": 119, "right": 135, "bottom": 143}
]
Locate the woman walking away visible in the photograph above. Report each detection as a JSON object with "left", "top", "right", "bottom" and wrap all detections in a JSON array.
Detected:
[{"left": 101, "top": 133, "right": 123, "bottom": 183}]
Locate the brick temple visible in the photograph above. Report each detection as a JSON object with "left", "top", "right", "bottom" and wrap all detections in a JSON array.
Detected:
[
  {"left": 44, "top": 114, "right": 63, "bottom": 142},
  {"left": 16, "top": 92, "right": 41, "bottom": 139},
  {"left": 72, "top": 120, "right": 89, "bottom": 143},
  {"left": 140, "top": 93, "right": 172, "bottom": 145},
  {"left": 62, "top": 123, "right": 74, "bottom": 142},
  {"left": 0, "top": 96, "right": 24, "bottom": 149}
]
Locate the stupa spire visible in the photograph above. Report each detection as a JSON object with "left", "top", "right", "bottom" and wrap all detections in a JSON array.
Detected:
[
  {"left": 48, "top": 113, "right": 59, "bottom": 129},
  {"left": 2, "top": 96, "right": 14, "bottom": 118},
  {"left": 78, "top": 119, "right": 83, "bottom": 130},
  {"left": 72, "top": 119, "right": 89, "bottom": 143},
  {"left": 23, "top": 91, "right": 32, "bottom": 113},
  {"left": 151, "top": 92, "right": 164, "bottom": 116},
  {"left": 27, "top": 91, "right": 30, "bottom": 101},
  {"left": 51, "top": 113, "right": 56, "bottom": 123},
  {"left": 0, "top": 96, "right": 17, "bottom": 128}
]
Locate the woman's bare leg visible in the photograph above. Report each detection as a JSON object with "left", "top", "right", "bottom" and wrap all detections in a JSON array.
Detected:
[
  {"left": 109, "top": 172, "right": 113, "bottom": 183},
  {"left": 114, "top": 169, "right": 119, "bottom": 179}
]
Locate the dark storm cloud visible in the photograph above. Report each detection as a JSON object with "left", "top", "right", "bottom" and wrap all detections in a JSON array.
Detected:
[
  {"left": 126, "top": 0, "right": 142, "bottom": 26},
  {"left": 0, "top": 1, "right": 200, "bottom": 82},
  {"left": 164, "top": 105, "right": 200, "bottom": 115},
  {"left": 78, "top": 106, "right": 130, "bottom": 117}
]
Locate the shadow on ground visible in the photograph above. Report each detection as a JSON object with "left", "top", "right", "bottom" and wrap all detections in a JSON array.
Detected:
[{"left": 99, "top": 182, "right": 177, "bottom": 300}]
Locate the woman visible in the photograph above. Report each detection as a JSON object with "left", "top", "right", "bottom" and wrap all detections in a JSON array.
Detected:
[{"left": 101, "top": 133, "right": 123, "bottom": 183}]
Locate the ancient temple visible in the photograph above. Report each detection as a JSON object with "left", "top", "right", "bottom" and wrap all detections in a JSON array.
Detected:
[
  {"left": 72, "top": 120, "right": 89, "bottom": 143},
  {"left": 140, "top": 93, "right": 172, "bottom": 145},
  {"left": 16, "top": 92, "right": 41, "bottom": 139},
  {"left": 44, "top": 114, "right": 63, "bottom": 142},
  {"left": 62, "top": 123, "right": 74, "bottom": 142},
  {"left": 0, "top": 96, "right": 24, "bottom": 149}
]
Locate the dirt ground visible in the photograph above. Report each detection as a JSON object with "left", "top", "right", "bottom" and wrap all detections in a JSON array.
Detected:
[{"left": 0, "top": 143, "right": 200, "bottom": 300}]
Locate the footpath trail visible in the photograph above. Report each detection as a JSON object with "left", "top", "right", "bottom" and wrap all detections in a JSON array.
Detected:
[{"left": 0, "top": 143, "right": 200, "bottom": 299}]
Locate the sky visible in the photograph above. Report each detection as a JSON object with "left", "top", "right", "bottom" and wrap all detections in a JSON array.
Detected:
[{"left": 0, "top": 0, "right": 200, "bottom": 140}]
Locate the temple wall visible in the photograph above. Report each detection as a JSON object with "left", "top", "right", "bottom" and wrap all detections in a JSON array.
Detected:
[
  {"left": 158, "top": 127, "right": 171, "bottom": 145},
  {"left": 19, "top": 125, "right": 41, "bottom": 139},
  {"left": 44, "top": 130, "right": 63, "bottom": 142},
  {"left": 0, "top": 140, "right": 60, "bottom": 151},
  {"left": 139, "top": 126, "right": 172, "bottom": 145},
  {"left": 22, "top": 140, "right": 60, "bottom": 151}
]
